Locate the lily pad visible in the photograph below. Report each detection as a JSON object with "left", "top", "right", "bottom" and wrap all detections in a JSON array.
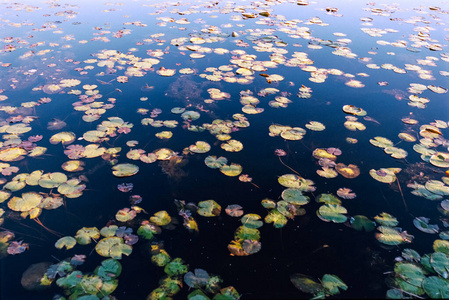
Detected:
[
  {"left": 112, "top": 163, "right": 139, "bottom": 177},
  {"left": 220, "top": 163, "right": 242, "bottom": 177},
  {"left": 55, "top": 236, "right": 77, "bottom": 250},
  {"left": 413, "top": 217, "right": 439, "bottom": 234},
  {"left": 189, "top": 141, "right": 211, "bottom": 154},
  {"left": 281, "top": 188, "right": 310, "bottom": 205},
  {"left": 317, "top": 204, "right": 347, "bottom": 223},
  {"left": 197, "top": 200, "right": 221, "bottom": 217},
  {"left": 205, "top": 156, "right": 228, "bottom": 169},
  {"left": 95, "top": 237, "right": 132, "bottom": 259}
]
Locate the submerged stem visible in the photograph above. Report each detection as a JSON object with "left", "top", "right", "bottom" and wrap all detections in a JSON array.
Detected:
[
  {"left": 278, "top": 156, "right": 302, "bottom": 177},
  {"left": 395, "top": 177, "right": 410, "bottom": 215},
  {"left": 34, "top": 218, "right": 63, "bottom": 237}
]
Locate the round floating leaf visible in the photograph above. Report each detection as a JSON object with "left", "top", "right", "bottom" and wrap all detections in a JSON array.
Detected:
[
  {"left": 426, "top": 180, "right": 449, "bottom": 196},
  {"left": 150, "top": 211, "right": 171, "bottom": 226},
  {"left": 56, "top": 271, "right": 83, "bottom": 289},
  {"left": 116, "top": 208, "right": 137, "bottom": 222},
  {"left": 241, "top": 214, "right": 263, "bottom": 229},
  {"left": 316, "top": 194, "right": 341, "bottom": 205},
  {"left": 164, "top": 258, "right": 188, "bottom": 276},
  {"left": 430, "top": 153, "right": 449, "bottom": 168},
  {"left": 336, "top": 188, "right": 356, "bottom": 199},
  {"left": 322, "top": 274, "right": 348, "bottom": 295},
  {"left": 221, "top": 140, "right": 243, "bottom": 152},
  {"left": 422, "top": 276, "right": 449, "bottom": 298},
  {"left": 343, "top": 105, "right": 367, "bottom": 116},
  {"left": 155, "top": 131, "right": 173, "bottom": 139},
  {"left": 181, "top": 110, "right": 200, "bottom": 121},
  {"left": 369, "top": 168, "right": 399, "bottom": 183},
  {"left": 384, "top": 147, "right": 408, "bottom": 159},
  {"left": 376, "top": 226, "right": 404, "bottom": 245},
  {"left": 39, "top": 172, "right": 67, "bottom": 189},
  {"left": 189, "top": 141, "right": 211, "bottom": 154},
  {"left": 278, "top": 174, "right": 301, "bottom": 188},
  {"left": 318, "top": 204, "right": 347, "bottom": 223},
  {"left": 350, "top": 215, "right": 376, "bottom": 232},
  {"left": 204, "top": 156, "right": 228, "bottom": 169},
  {"left": 335, "top": 163, "right": 360, "bottom": 179},
  {"left": 49, "top": 132, "right": 76, "bottom": 145},
  {"left": 0, "top": 147, "right": 27, "bottom": 162},
  {"left": 434, "top": 240, "right": 449, "bottom": 255},
  {"left": 197, "top": 200, "right": 221, "bottom": 217},
  {"left": 317, "top": 167, "right": 338, "bottom": 178},
  {"left": 61, "top": 160, "right": 84, "bottom": 172},
  {"left": 8, "top": 192, "right": 43, "bottom": 212},
  {"left": 265, "top": 209, "right": 288, "bottom": 228},
  {"left": 95, "top": 237, "right": 132, "bottom": 259},
  {"left": 402, "top": 249, "right": 421, "bottom": 262},
  {"left": 312, "top": 148, "right": 337, "bottom": 161},
  {"left": 234, "top": 226, "right": 260, "bottom": 241},
  {"left": 225, "top": 205, "right": 244, "bottom": 217},
  {"left": 220, "top": 163, "right": 242, "bottom": 177},
  {"left": 184, "top": 268, "right": 209, "bottom": 288},
  {"left": 305, "top": 121, "right": 325, "bottom": 131},
  {"left": 369, "top": 136, "right": 393, "bottom": 148},
  {"left": 55, "top": 236, "right": 76, "bottom": 250},
  {"left": 281, "top": 188, "right": 309, "bottom": 205},
  {"left": 154, "top": 148, "right": 176, "bottom": 160},
  {"left": 430, "top": 252, "right": 449, "bottom": 278},
  {"left": 280, "top": 127, "right": 306, "bottom": 140},
  {"left": 394, "top": 262, "right": 426, "bottom": 295},
  {"left": 413, "top": 217, "right": 439, "bottom": 234},
  {"left": 112, "top": 163, "right": 139, "bottom": 177},
  {"left": 290, "top": 273, "right": 324, "bottom": 294},
  {"left": 374, "top": 212, "right": 399, "bottom": 227},
  {"left": 96, "top": 259, "right": 122, "bottom": 281},
  {"left": 75, "top": 227, "right": 100, "bottom": 245}
]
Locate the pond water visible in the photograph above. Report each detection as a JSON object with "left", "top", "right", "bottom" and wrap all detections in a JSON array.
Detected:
[{"left": 0, "top": 0, "right": 448, "bottom": 299}]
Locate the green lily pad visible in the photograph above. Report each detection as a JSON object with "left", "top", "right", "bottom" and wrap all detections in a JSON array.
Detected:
[
  {"left": 281, "top": 188, "right": 310, "bottom": 205},
  {"left": 197, "top": 200, "right": 221, "bottom": 217},
  {"left": 56, "top": 271, "right": 83, "bottom": 289},
  {"left": 322, "top": 274, "right": 348, "bottom": 295},
  {"left": 343, "top": 104, "right": 367, "bottom": 116},
  {"left": 376, "top": 226, "right": 404, "bottom": 245},
  {"left": 220, "top": 163, "right": 242, "bottom": 177},
  {"left": 434, "top": 240, "right": 449, "bottom": 255},
  {"left": 278, "top": 174, "right": 301, "bottom": 188},
  {"left": 100, "top": 225, "right": 118, "bottom": 237},
  {"left": 375, "top": 212, "right": 399, "bottom": 227},
  {"left": 413, "top": 217, "right": 439, "bottom": 234},
  {"left": 151, "top": 250, "right": 171, "bottom": 267},
  {"left": 188, "top": 289, "right": 210, "bottom": 300},
  {"left": 265, "top": 209, "right": 288, "bottom": 228},
  {"left": 402, "top": 248, "right": 421, "bottom": 262},
  {"left": 425, "top": 180, "right": 449, "bottom": 196},
  {"left": 422, "top": 276, "right": 449, "bottom": 298},
  {"left": 95, "top": 237, "right": 132, "bottom": 259},
  {"left": 241, "top": 214, "right": 263, "bottom": 229},
  {"left": 95, "top": 259, "right": 122, "bottom": 281},
  {"left": 317, "top": 204, "right": 347, "bottom": 223},
  {"left": 112, "top": 163, "right": 139, "bottom": 177},
  {"left": 234, "top": 226, "right": 260, "bottom": 241},
  {"left": 430, "top": 152, "right": 449, "bottom": 168},
  {"left": 369, "top": 136, "right": 394, "bottom": 148},
  {"left": 280, "top": 127, "right": 306, "bottom": 140},
  {"left": 290, "top": 273, "right": 324, "bottom": 294},
  {"left": 38, "top": 172, "right": 68, "bottom": 189},
  {"left": 394, "top": 262, "right": 426, "bottom": 295},
  {"left": 370, "top": 168, "right": 400, "bottom": 183},
  {"left": 213, "top": 286, "right": 240, "bottom": 300},
  {"left": 181, "top": 110, "right": 200, "bottom": 121},
  {"left": 164, "top": 258, "right": 188, "bottom": 276},
  {"left": 430, "top": 252, "right": 449, "bottom": 278},
  {"left": 242, "top": 240, "right": 261, "bottom": 254},
  {"left": 189, "top": 141, "right": 211, "bottom": 154},
  {"left": 137, "top": 224, "right": 157, "bottom": 239},
  {"left": 316, "top": 193, "right": 341, "bottom": 205},
  {"left": 75, "top": 227, "right": 100, "bottom": 245},
  {"left": 204, "top": 156, "right": 227, "bottom": 169},
  {"left": 221, "top": 140, "right": 243, "bottom": 152},
  {"left": 148, "top": 211, "right": 170, "bottom": 226},
  {"left": 350, "top": 215, "right": 376, "bottom": 232},
  {"left": 384, "top": 147, "right": 408, "bottom": 159},
  {"left": 49, "top": 132, "right": 76, "bottom": 145},
  {"left": 55, "top": 236, "right": 77, "bottom": 250},
  {"left": 8, "top": 192, "right": 42, "bottom": 212}
]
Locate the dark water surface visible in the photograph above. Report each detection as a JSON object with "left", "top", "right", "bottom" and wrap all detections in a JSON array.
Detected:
[{"left": 0, "top": 0, "right": 448, "bottom": 299}]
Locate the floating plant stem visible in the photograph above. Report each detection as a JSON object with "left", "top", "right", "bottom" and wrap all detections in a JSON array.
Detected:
[
  {"left": 396, "top": 177, "right": 410, "bottom": 215},
  {"left": 34, "top": 218, "right": 63, "bottom": 237}
]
